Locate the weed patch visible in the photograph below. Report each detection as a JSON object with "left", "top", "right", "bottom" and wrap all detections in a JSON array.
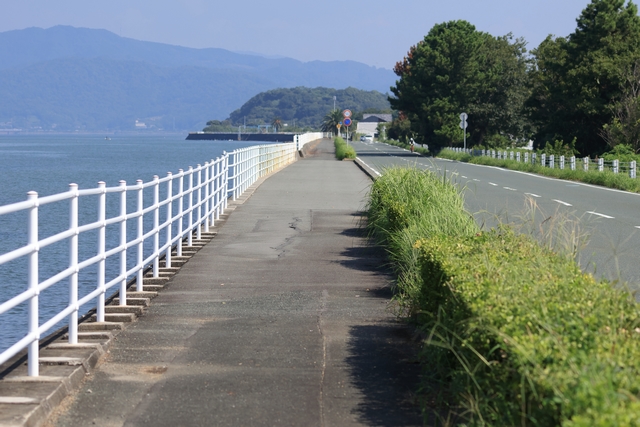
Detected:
[
  {"left": 366, "top": 166, "right": 640, "bottom": 425},
  {"left": 334, "top": 137, "right": 356, "bottom": 160}
]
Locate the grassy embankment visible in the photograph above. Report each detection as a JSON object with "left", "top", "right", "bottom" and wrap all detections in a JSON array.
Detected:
[
  {"left": 438, "top": 148, "right": 640, "bottom": 193},
  {"left": 334, "top": 136, "right": 356, "bottom": 160},
  {"left": 366, "top": 166, "right": 640, "bottom": 425}
]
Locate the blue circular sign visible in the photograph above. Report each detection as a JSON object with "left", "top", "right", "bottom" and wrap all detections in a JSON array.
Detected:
[{"left": 343, "top": 118, "right": 352, "bottom": 126}]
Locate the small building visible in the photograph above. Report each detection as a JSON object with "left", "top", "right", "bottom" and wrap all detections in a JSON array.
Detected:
[{"left": 356, "top": 114, "right": 392, "bottom": 136}]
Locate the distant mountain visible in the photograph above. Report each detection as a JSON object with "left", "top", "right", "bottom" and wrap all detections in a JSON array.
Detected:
[
  {"left": 227, "top": 87, "right": 391, "bottom": 128},
  {"left": 0, "top": 26, "right": 395, "bottom": 131}
]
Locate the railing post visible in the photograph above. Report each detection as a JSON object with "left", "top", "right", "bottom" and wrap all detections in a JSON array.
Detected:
[
  {"left": 532, "top": 153, "right": 536, "bottom": 164},
  {"left": 524, "top": 152, "right": 529, "bottom": 163},
  {"left": 196, "top": 165, "right": 202, "bottom": 240},
  {"left": 136, "top": 179, "right": 144, "bottom": 292},
  {"left": 27, "top": 191, "right": 39, "bottom": 376},
  {"left": 560, "top": 155, "right": 565, "bottom": 170},
  {"left": 165, "top": 172, "right": 173, "bottom": 268},
  {"left": 177, "top": 170, "right": 184, "bottom": 257},
  {"left": 97, "top": 181, "right": 106, "bottom": 323},
  {"left": 204, "top": 162, "right": 210, "bottom": 233},
  {"left": 153, "top": 176, "right": 160, "bottom": 278},
  {"left": 584, "top": 157, "right": 589, "bottom": 171},
  {"left": 541, "top": 153, "right": 546, "bottom": 167},
  {"left": 570, "top": 156, "right": 576, "bottom": 171},
  {"left": 68, "top": 184, "right": 79, "bottom": 344},
  {"left": 613, "top": 159, "right": 619, "bottom": 174},
  {"left": 631, "top": 161, "right": 637, "bottom": 178},
  {"left": 187, "top": 167, "right": 194, "bottom": 248},
  {"left": 516, "top": 152, "right": 521, "bottom": 162},
  {"left": 224, "top": 152, "right": 229, "bottom": 211},
  {"left": 119, "top": 181, "right": 127, "bottom": 306},
  {"left": 549, "top": 154, "right": 555, "bottom": 169},
  {"left": 598, "top": 158, "right": 604, "bottom": 172},
  {"left": 510, "top": 151, "right": 514, "bottom": 160}
]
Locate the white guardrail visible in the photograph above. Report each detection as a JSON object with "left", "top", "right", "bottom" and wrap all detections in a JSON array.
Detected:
[
  {"left": 447, "top": 147, "right": 639, "bottom": 179},
  {"left": 0, "top": 136, "right": 323, "bottom": 376}
]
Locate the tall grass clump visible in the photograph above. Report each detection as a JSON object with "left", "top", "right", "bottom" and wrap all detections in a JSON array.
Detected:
[
  {"left": 366, "top": 167, "right": 478, "bottom": 314},
  {"left": 334, "top": 136, "right": 356, "bottom": 160},
  {"left": 366, "top": 165, "right": 640, "bottom": 425}
]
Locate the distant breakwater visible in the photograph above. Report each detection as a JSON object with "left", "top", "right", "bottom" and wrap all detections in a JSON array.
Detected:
[{"left": 186, "top": 132, "right": 296, "bottom": 142}]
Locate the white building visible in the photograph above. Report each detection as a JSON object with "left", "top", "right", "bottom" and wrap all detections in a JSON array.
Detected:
[{"left": 356, "top": 114, "right": 392, "bottom": 136}]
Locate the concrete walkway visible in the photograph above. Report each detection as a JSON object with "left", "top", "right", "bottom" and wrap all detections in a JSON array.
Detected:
[{"left": 47, "top": 139, "right": 423, "bottom": 426}]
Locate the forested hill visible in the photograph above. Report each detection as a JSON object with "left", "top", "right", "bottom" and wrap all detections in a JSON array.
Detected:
[
  {"left": 0, "top": 26, "right": 394, "bottom": 132},
  {"left": 227, "top": 87, "right": 391, "bottom": 128}
]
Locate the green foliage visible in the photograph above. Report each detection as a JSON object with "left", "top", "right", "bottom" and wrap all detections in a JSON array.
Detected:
[
  {"left": 529, "top": 0, "right": 640, "bottom": 155},
  {"left": 365, "top": 168, "right": 477, "bottom": 311},
  {"left": 334, "top": 137, "right": 356, "bottom": 160},
  {"left": 542, "top": 138, "right": 579, "bottom": 157},
  {"left": 227, "top": 87, "right": 390, "bottom": 129},
  {"left": 367, "top": 166, "right": 640, "bottom": 425},
  {"left": 322, "top": 110, "right": 344, "bottom": 133},
  {"left": 414, "top": 229, "right": 640, "bottom": 425},
  {"left": 203, "top": 119, "right": 236, "bottom": 132},
  {"left": 389, "top": 21, "right": 531, "bottom": 150},
  {"left": 386, "top": 116, "right": 413, "bottom": 143},
  {"left": 602, "top": 143, "right": 640, "bottom": 162}
]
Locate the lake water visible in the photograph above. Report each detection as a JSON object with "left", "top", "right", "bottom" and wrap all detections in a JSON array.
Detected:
[{"left": 0, "top": 134, "right": 273, "bottom": 352}]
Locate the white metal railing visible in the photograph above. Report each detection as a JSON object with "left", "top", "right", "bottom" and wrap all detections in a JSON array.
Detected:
[
  {"left": 0, "top": 141, "right": 302, "bottom": 376},
  {"left": 294, "top": 132, "right": 329, "bottom": 151},
  {"left": 447, "top": 147, "right": 639, "bottom": 179}
]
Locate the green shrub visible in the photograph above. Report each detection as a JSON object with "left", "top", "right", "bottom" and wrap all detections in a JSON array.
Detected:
[
  {"left": 334, "top": 136, "right": 356, "bottom": 160},
  {"left": 366, "top": 167, "right": 478, "bottom": 314},
  {"left": 366, "top": 166, "right": 640, "bottom": 425}
]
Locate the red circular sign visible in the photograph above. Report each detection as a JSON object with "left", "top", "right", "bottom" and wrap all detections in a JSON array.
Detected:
[{"left": 343, "top": 118, "right": 352, "bottom": 127}]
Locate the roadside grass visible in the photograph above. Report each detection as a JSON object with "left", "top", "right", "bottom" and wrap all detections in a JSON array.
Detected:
[
  {"left": 438, "top": 149, "right": 640, "bottom": 193},
  {"left": 366, "top": 166, "right": 640, "bottom": 426},
  {"left": 334, "top": 136, "right": 356, "bottom": 160}
]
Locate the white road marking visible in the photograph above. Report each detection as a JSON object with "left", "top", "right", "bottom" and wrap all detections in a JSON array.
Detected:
[
  {"left": 525, "top": 193, "right": 541, "bottom": 198},
  {"left": 489, "top": 182, "right": 498, "bottom": 186},
  {"left": 635, "top": 226, "right": 640, "bottom": 229},
  {"left": 503, "top": 187, "right": 517, "bottom": 191},
  {"left": 587, "top": 211, "right": 614, "bottom": 219},
  {"left": 461, "top": 176, "right": 467, "bottom": 179},
  {"left": 355, "top": 157, "right": 381, "bottom": 177},
  {"left": 553, "top": 199, "right": 573, "bottom": 206},
  {"left": 473, "top": 179, "right": 480, "bottom": 182}
]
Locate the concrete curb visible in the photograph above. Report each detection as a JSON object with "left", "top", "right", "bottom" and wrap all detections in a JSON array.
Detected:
[{"left": 0, "top": 166, "right": 280, "bottom": 427}]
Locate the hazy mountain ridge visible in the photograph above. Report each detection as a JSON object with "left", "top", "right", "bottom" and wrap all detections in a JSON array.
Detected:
[{"left": 0, "top": 26, "right": 395, "bottom": 131}]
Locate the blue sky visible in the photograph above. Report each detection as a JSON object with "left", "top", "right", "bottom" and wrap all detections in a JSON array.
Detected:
[{"left": 1, "top": 0, "right": 594, "bottom": 69}]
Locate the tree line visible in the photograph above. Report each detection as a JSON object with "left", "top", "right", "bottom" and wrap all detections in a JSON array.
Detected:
[{"left": 389, "top": 0, "right": 640, "bottom": 156}]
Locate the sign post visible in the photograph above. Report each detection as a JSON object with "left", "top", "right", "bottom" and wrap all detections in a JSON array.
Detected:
[
  {"left": 342, "top": 110, "right": 352, "bottom": 144},
  {"left": 459, "top": 112, "right": 468, "bottom": 150}
]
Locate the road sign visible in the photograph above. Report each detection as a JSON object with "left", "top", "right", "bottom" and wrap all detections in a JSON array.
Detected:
[
  {"left": 459, "top": 112, "right": 468, "bottom": 130},
  {"left": 343, "top": 118, "right": 352, "bottom": 127},
  {"left": 336, "top": 123, "right": 341, "bottom": 130},
  {"left": 342, "top": 109, "right": 352, "bottom": 118}
]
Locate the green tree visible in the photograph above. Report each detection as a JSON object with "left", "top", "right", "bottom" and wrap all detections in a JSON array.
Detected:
[
  {"left": 389, "top": 20, "right": 530, "bottom": 150},
  {"left": 271, "top": 117, "right": 283, "bottom": 132},
  {"left": 529, "top": 0, "right": 640, "bottom": 155},
  {"left": 320, "top": 109, "right": 344, "bottom": 133}
]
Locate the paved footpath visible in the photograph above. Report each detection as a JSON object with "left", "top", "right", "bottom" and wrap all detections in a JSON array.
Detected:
[{"left": 47, "top": 139, "right": 423, "bottom": 427}]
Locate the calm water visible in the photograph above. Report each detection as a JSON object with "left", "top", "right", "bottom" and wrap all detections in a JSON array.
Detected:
[{"left": 0, "top": 134, "right": 271, "bottom": 352}]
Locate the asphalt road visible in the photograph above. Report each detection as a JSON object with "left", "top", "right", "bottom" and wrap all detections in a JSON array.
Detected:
[{"left": 351, "top": 139, "right": 640, "bottom": 291}]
